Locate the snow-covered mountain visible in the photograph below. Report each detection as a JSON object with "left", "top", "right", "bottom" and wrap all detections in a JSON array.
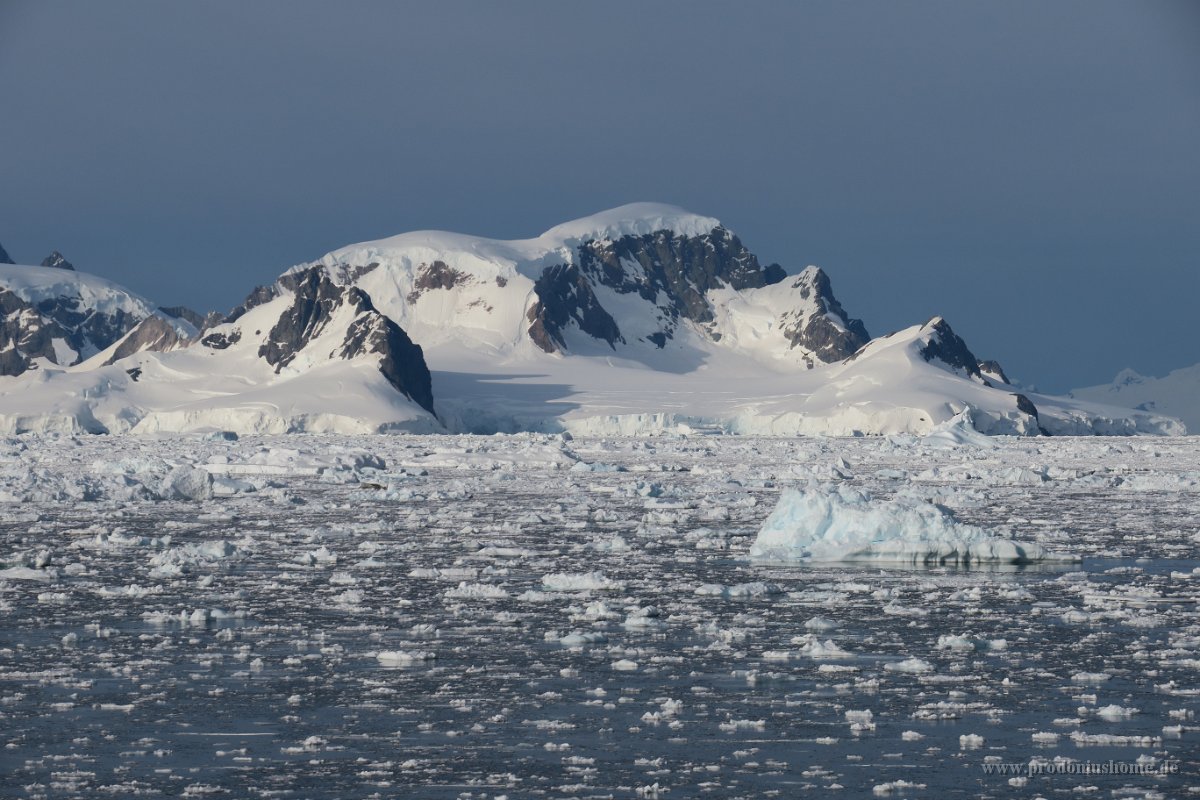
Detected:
[
  {"left": 281, "top": 203, "right": 868, "bottom": 370},
  {"left": 0, "top": 205, "right": 1184, "bottom": 436},
  {"left": 1071, "top": 365, "right": 1199, "bottom": 434},
  {"left": 0, "top": 261, "right": 437, "bottom": 434},
  {"left": 0, "top": 260, "right": 162, "bottom": 376}
]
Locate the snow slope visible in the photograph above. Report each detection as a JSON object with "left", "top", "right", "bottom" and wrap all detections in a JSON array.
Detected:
[
  {"left": 420, "top": 316, "right": 1178, "bottom": 436},
  {"left": 1071, "top": 365, "right": 1199, "bottom": 434}
]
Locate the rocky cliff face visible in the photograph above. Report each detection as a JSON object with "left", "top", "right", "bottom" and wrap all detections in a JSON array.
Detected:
[
  {"left": 159, "top": 305, "right": 223, "bottom": 333},
  {"left": 256, "top": 267, "right": 434, "bottom": 414},
  {"left": 0, "top": 283, "right": 146, "bottom": 375},
  {"left": 0, "top": 289, "right": 61, "bottom": 375},
  {"left": 340, "top": 308, "right": 434, "bottom": 415},
  {"left": 775, "top": 267, "right": 870, "bottom": 364},
  {"left": 526, "top": 226, "right": 789, "bottom": 353},
  {"left": 917, "top": 317, "right": 984, "bottom": 378},
  {"left": 103, "top": 316, "right": 185, "bottom": 366},
  {"left": 0, "top": 243, "right": 13, "bottom": 265},
  {"left": 526, "top": 263, "right": 623, "bottom": 352}
]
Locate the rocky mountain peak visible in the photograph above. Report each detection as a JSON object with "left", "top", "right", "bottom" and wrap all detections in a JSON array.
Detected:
[
  {"left": 916, "top": 317, "right": 983, "bottom": 379},
  {"left": 40, "top": 251, "right": 75, "bottom": 271},
  {"left": 0, "top": 242, "right": 13, "bottom": 265},
  {"left": 526, "top": 226, "right": 788, "bottom": 354},
  {"left": 777, "top": 267, "right": 871, "bottom": 364},
  {"left": 255, "top": 266, "right": 434, "bottom": 414}
]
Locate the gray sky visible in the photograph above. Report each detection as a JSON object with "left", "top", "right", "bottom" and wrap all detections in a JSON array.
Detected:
[{"left": 1, "top": 1, "right": 1197, "bottom": 391}]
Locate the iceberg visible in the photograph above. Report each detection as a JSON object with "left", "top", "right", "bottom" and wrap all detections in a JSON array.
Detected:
[{"left": 749, "top": 485, "right": 1077, "bottom": 565}]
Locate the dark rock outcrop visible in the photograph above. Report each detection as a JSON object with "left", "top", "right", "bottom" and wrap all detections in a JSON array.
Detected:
[
  {"left": 0, "top": 285, "right": 144, "bottom": 376},
  {"left": 225, "top": 284, "right": 278, "bottom": 324},
  {"left": 103, "top": 316, "right": 184, "bottom": 365},
  {"left": 200, "top": 330, "right": 241, "bottom": 350},
  {"left": 977, "top": 359, "right": 1011, "bottom": 385},
  {"left": 579, "top": 226, "right": 784, "bottom": 320},
  {"left": 159, "top": 305, "right": 207, "bottom": 330},
  {"left": 406, "top": 261, "right": 471, "bottom": 303},
  {"left": 917, "top": 317, "right": 983, "bottom": 379},
  {"left": 40, "top": 251, "right": 75, "bottom": 271},
  {"left": 259, "top": 266, "right": 434, "bottom": 414},
  {"left": 526, "top": 226, "right": 786, "bottom": 353},
  {"left": 0, "top": 289, "right": 59, "bottom": 375},
  {"left": 259, "top": 267, "right": 351, "bottom": 369},
  {"left": 0, "top": 242, "right": 13, "bottom": 265},
  {"left": 778, "top": 267, "right": 870, "bottom": 364},
  {"left": 340, "top": 311, "right": 435, "bottom": 415},
  {"left": 527, "top": 264, "right": 623, "bottom": 352},
  {"left": 1013, "top": 393, "right": 1040, "bottom": 418}
]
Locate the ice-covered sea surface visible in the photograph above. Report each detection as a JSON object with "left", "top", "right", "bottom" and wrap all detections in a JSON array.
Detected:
[{"left": 2, "top": 432, "right": 1198, "bottom": 799}]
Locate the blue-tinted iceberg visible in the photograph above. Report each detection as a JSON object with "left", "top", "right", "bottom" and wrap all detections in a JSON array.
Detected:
[{"left": 750, "top": 485, "right": 1077, "bottom": 565}]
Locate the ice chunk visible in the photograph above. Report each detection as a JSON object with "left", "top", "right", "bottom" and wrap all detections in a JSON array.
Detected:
[
  {"left": 1095, "top": 704, "right": 1139, "bottom": 720},
  {"left": 542, "top": 572, "right": 626, "bottom": 592},
  {"left": 376, "top": 650, "right": 435, "bottom": 666},
  {"left": 885, "top": 657, "right": 933, "bottom": 674},
  {"left": 558, "top": 631, "right": 608, "bottom": 647},
  {"left": 804, "top": 616, "right": 840, "bottom": 632},
  {"left": 874, "top": 781, "right": 926, "bottom": 795},
  {"left": 694, "top": 581, "right": 782, "bottom": 598},
  {"left": 792, "top": 634, "right": 853, "bottom": 659},
  {"left": 750, "top": 484, "right": 1077, "bottom": 565},
  {"left": 0, "top": 566, "right": 57, "bottom": 581},
  {"left": 1070, "top": 671, "right": 1111, "bottom": 683},
  {"left": 160, "top": 465, "right": 214, "bottom": 501}
]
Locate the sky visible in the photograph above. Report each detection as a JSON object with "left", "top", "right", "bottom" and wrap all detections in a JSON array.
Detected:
[{"left": 1, "top": 1, "right": 1197, "bottom": 391}]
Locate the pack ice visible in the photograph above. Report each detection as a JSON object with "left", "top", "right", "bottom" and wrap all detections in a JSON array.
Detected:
[{"left": 750, "top": 484, "right": 1077, "bottom": 565}]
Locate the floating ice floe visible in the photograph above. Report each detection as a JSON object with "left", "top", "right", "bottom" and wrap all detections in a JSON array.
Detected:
[
  {"left": 542, "top": 571, "right": 626, "bottom": 592},
  {"left": 0, "top": 565, "right": 58, "bottom": 581},
  {"left": 884, "top": 657, "right": 934, "bottom": 674},
  {"left": 873, "top": 780, "right": 926, "bottom": 796},
  {"left": 959, "top": 733, "right": 985, "bottom": 748},
  {"left": 694, "top": 581, "right": 783, "bottom": 598},
  {"left": 792, "top": 634, "right": 853, "bottom": 659},
  {"left": 376, "top": 650, "right": 436, "bottom": 666},
  {"left": 1094, "top": 704, "right": 1139, "bottom": 720},
  {"left": 750, "top": 484, "right": 1078, "bottom": 565}
]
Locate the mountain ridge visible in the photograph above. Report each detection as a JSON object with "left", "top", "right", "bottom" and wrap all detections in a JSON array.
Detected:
[{"left": 0, "top": 204, "right": 1184, "bottom": 436}]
